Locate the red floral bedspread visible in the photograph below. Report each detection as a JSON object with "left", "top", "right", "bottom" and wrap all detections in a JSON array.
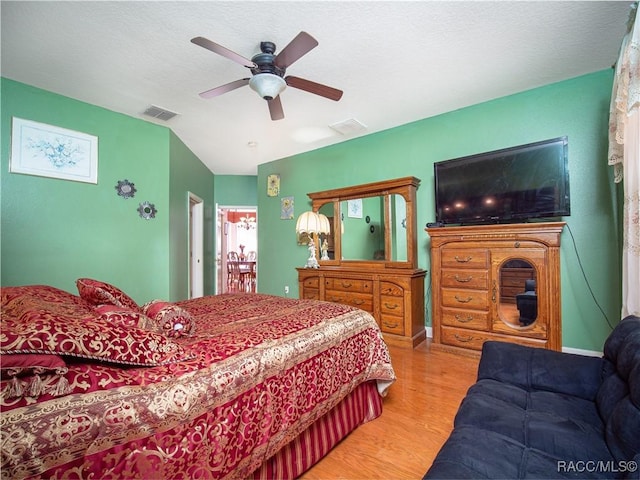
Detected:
[{"left": 1, "top": 290, "right": 395, "bottom": 479}]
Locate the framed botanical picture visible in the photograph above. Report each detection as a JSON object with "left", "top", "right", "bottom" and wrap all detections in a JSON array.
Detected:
[
  {"left": 280, "top": 196, "right": 294, "bottom": 219},
  {"left": 347, "top": 198, "right": 363, "bottom": 218},
  {"left": 10, "top": 117, "right": 98, "bottom": 184},
  {"left": 267, "top": 174, "right": 280, "bottom": 197}
]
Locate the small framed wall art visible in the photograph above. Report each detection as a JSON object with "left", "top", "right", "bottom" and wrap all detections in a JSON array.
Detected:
[
  {"left": 10, "top": 117, "right": 98, "bottom": 184},
  {"left": 267, "top": 174, "right": 280, "bottom": 197},
  {"left": 347, "top": 198, "right": 363, "bottom": 218},
  {"left": 281, "top": 196, "right": 294, "bottom": 219}
]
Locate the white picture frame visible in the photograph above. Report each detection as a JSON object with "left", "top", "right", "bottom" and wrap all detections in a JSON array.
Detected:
[
  {"left": 10, "top": 117, "right": 98, "bottom": 184},
  {"left": 347, "top": 198, "right": 363, "bottom": 218}
]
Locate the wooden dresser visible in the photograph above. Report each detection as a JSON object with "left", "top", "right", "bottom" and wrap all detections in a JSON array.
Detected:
[
  {"left": 297, "top": 266, "right": 426, "bottom": 348},
  {"left": 297, "top": 177, "right": 426, "bottom": 349},
  {"left": 427, "top": 222, "right": 564, "bottom": 354}
]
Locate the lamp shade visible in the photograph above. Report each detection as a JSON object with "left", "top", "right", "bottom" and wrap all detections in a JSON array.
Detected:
[
  {"left": 249, "top": 73, "right": 286, "bottom": 100},
  {"left": 296, "top": 211, "right": 322, "bottom": 234},
  {"left": 317, "top": 213, "right": 331, "bottom": 234}
]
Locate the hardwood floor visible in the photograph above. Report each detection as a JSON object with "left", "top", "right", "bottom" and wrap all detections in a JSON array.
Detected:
[{"left": 300, "top": 340, "right": 480, "bottom": 480}]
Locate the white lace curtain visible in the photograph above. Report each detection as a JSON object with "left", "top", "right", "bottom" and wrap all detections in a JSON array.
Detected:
[{"left": 608, "top": 2, "right": 639, "bottom": 317}]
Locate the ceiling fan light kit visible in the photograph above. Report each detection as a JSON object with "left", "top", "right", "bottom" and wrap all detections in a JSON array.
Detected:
[
  {"left": 249, "top": 74, "right": 286, "bottom": 100},
  {"left": 192, "top": 31, "right": 342, "bottom": 121}
]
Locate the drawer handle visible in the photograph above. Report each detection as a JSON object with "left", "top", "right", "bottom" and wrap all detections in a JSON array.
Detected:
[
  {"left": 455, "top": 314, "right": 474, "bottom": 323},
  {"left": 340, "top": 281, "right": 353, "bottom": 288},
  {"left": 383, "top": 321, "right": 399, "bottom": 329},
  {"left": 454, "top": 275, "right": 473, "bottom": 283},
  {"left": 454, "top": 334, "right": 474, "bottom": 343},
  {"left": 384, "top": 302, "right": 399, "bottom": 310},
  {"left": 454, "top": 295, "right": 473, "bottom": 304},
  {"left": 352, "top": 298, "right": 364, "bottom": 305},
  {"left": 328, "top": 296, "right": 340, "bottom": 302},
  {"left": 454, "top": 255, "right": 472, "bottom": 263}
]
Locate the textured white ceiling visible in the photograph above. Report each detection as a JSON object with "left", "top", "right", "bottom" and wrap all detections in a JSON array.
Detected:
[{"left": 1, "top": 1, "right": 632, "bottom": 175}]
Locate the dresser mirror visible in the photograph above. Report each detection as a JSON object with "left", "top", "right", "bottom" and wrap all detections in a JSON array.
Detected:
[
  {"left": 497, "top": 258, "right": 538, "bottom": 328},
  {"left": 306, "top": 177, "right": 420, "bottom": 269}
]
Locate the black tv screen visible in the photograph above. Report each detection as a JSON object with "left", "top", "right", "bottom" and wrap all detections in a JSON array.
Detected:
[{"left": 434, "top": 137, "right": 570, "bottom": 225}]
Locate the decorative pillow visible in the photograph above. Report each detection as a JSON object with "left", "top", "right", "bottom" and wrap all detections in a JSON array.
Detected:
[
  {"left": 94, "top": 305, "right": 161, "bottom": 333},
  {"left": 2, "top": 285, "right": 94, "bottom": 319},
  {"left": 2, "top": 307, "right": 191, "bottom": 367},
  {"left": 142, "top": 300, "right": 195, "bottom": 337},
  {"left": 1, "top": 353, "right": 70, "bottom": 399},
  {"left": 76, "top": 278, "right": 140, "bottom": 311}
]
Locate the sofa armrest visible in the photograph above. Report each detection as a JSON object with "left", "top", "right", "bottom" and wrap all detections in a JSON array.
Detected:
[{"left": 477, "top": 341, "right": 604, "bottom": 401}]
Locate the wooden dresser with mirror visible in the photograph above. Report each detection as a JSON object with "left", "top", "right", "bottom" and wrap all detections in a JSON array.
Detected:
[
  {"left": 427, "top": 222, "right": 564, "bottom": 354},
  {"left": 297, "top": 177, "right": 427, "bottom": 348}
]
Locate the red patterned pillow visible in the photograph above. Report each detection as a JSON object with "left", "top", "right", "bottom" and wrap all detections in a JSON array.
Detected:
[
  {"left": 142, "top": 300, "right": 195, "bottom": 338},
  {"left": 2, "top": 308, "right": 191, "bottom": 367},
  {"left": 93, "top": 305, "right": 161, "bottom": 333},
  {"left": 76, "top": 278, "right": 140, "bottom": 311},
  {"left": 1, "top": 353, "right": 69, "bottom": 399}
]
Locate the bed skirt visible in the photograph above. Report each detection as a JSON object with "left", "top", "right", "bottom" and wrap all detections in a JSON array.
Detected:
[{"left": 252, "top": 380, "right": 383, "bottom": 479}]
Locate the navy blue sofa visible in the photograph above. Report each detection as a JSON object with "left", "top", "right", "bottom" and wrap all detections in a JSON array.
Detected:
[{"left": 424, "top": 315, "right": 640, "bottom": 479}]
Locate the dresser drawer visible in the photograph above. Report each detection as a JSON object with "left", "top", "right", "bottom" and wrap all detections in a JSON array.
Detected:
[
  {"left": 442, "top": 287, "right": 489, "bottom": 310},
  {"left": 441, "top": 269, "right": 488, "bottom": 289},
  {"left": 325, "top": 290, "right": 373, "bottom": 312},
  {"left": 441, "top": 326, "right": 487, "bottom": 350},
  {"left": 380, "top": 313, "right": 404, "bottom": 335},
  {"left": 302, "top": 289, "right": 319, "bottom": 300},
  {"left": 325, "top": 278, "right": 372, "bottom": 294},
  {"left": 441, "top": 326, "right": 547, "bottom": 351},
  {"left": 441, "top": 308, "right": 489, "bottom": 331},
  {"left": 441, "top": 248, "right": 489, "bottom": 269},
  {"left": 302, "top": 277, "right": 320, "bottom": 289},
  {"left": 380, "top": 295, "right": 404, "bottom": 316},
  {"left": 380, "top": 281, "right": 404, "bottom": 297}
]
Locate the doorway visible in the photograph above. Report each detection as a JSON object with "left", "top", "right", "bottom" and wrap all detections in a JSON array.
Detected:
[{"left": 216, "top": 206, "right": 258, "bottom": 293}]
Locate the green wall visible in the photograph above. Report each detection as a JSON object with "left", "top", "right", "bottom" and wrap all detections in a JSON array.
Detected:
[
  {"left": 257, "top": 70, "right": 621, "bottom": 351},
  {"left": 169, "top": 131, "right": 216, "bottom": 299},
  {"left": 214, "top": 175, "right": 257, "bottom": 206},
  {"left": 1, "top": 78, "right": 215, "bottom": 303},
  {"left": 1, "top": 72, "right": 622, "bottom": 351}
]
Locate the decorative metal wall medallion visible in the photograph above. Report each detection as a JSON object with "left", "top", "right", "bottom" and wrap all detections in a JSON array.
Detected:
[
  {"left": 115, "top": 179, "right": 136, "bottom": 199},
  {"left": 137, "top": 201, "right": 157, "bottom": 220}
]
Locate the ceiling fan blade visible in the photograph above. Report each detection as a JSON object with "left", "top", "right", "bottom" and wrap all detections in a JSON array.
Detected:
[
  {"left": 199, "top": 78, "right": 250, "bottom": 99},
  {"left": 191, "top": 36, "right": 256, "bottom": 68},
  {"left": 274, "top": 31, "right": 318, "bottom": 69},
  {"left": 268, "top": 96, "right": 285, "bottom": 121},
  {"left": 285, "top": 76, "right": 343, "bottom": 101}
]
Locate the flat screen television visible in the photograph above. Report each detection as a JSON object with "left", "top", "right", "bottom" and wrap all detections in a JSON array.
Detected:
[{"left": 434, "top": 136, "right": 570, "bottom": 225}]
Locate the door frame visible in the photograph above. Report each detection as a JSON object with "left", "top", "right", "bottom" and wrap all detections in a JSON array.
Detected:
[
  {"left": 216, "top": 205, "right": 257, "bottom": 293},
  {"left": 189, "top": 192, "right": 204, "bottom": 298}
]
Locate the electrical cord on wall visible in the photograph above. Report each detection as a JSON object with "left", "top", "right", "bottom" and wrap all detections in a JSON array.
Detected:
[{"left": 565, "top": 223, "right": 616, "bottom": 331}]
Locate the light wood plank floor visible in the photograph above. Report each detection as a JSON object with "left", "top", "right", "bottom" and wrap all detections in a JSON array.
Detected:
[{"left": 300, "top": 340, "right": 480, "bottom": 480}]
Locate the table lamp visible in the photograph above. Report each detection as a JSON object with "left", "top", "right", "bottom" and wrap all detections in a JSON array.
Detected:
[{"left": 296, "top": 211, "right": 329, "bottom": 268}]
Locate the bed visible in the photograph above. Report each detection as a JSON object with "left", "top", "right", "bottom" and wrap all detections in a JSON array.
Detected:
[{"left": 0, "top": 280, "right": 396, "bottom": 479}]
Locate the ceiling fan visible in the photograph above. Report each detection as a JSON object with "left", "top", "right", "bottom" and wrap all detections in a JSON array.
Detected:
[{"left": 191, "top": 31, "right": 343, "bottom": 121}]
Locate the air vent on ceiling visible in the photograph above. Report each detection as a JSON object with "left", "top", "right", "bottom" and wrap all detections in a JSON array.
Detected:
[
  {"left": 329, "top": 118, "right": 367, "bottom": 136},
  {"left": 143, "top": 105, "right": 179, "bottom": 121}
]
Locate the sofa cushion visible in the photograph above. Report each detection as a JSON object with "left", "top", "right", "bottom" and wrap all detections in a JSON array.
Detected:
[
  {"left": 455, "top": 380, "right": 613, "bottom": 463},
  {"left": 424, "top": 426, "right": 609, "bottom": 479},
  {"left": 477, "top": 341, "right": 604, "bottom": 401},
  {"left": 602, "top": 328, "right": 640, "bottom": 463}
]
